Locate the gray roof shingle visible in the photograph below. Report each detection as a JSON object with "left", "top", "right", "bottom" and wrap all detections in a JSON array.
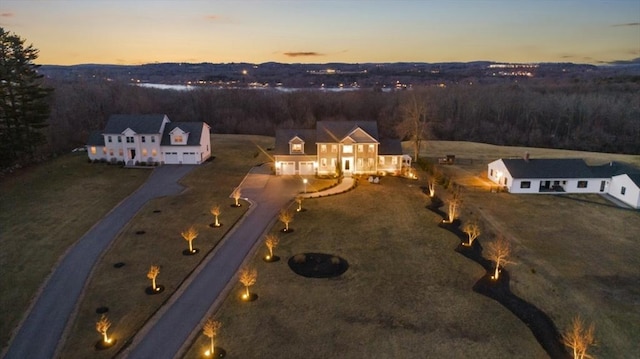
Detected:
[
  {"left": 274, "top": 129, "right": 317, "bottom": 155},
  {"left": 161, "top": 122, "right": 207, "bottom": 146},
  {"left": 316, "top": 121, "right": 378, "bottom": 143},
  {"left": 104, "top": 114, "right": 167, "bottom": 134},
  {"left": 86, "top": 131, "right": 105, "bottom": 146},
  {"left": 378, "top": 139, "right": 403, "bottom": 155},
  {"left": 502, "top": 158, "right": 596, "bottom": 179}
]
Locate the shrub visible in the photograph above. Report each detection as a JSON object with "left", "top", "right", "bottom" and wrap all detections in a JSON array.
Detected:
[{"left": 293, "top": 254, "right": 306, "bottom": 263}]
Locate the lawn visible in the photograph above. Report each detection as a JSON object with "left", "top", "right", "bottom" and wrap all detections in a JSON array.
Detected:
[
  {"left": 0, "top": 153, "right": 150, "bottom": 348},
  {"left": 180, "top": 141, "right": 639, "bottom": 359}
]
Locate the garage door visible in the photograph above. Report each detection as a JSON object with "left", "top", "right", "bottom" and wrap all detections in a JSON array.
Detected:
[
  {"left": 164, "top": 152, "right": 178, "bottom": 164},
  {"left": 280, "top": 162, "right": 295, "bottom": 175},
  {"left": 182, "top": 152, "right": 197, "bottom": 164},
  {"left": 299, "top": 161, "right": 315, "bottom": 175}
]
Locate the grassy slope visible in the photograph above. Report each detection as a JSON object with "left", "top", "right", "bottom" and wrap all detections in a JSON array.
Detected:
[{"left": 0, "top": 153, "right": 150, "bottom": 348}]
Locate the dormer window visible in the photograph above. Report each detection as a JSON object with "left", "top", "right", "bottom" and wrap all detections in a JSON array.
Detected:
[
  {"left": 174, "top": 135, "right": 183, "bottom": 143},
  {"left": 292, "top": 143, "right": 302, "bottom": 151}
]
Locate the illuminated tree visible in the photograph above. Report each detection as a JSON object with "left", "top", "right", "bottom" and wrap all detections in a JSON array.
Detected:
[
  {"left": 181, "top": 226, "right": 198, "bottom": 253},
  {"left": 562, "top": 316, "right": 596, "bottom": 359},
  {"left": 295, "top": 195, "right": 303, "bottom": 212},
  {"left": 95, "top": 314, "right": 112, "bottom": 344},
  {"left": 279, "top": 209, "right": 293, "bottom": 231},
  {"left": 486, "top": 235, "right": 513, "bottom": 280},
  {"left": 462, "top": 220, "right": 481, "bottom": 246},
  {"left": 264, "top": 234, "right": 279, "bottom": 259},
  {"left": 427, "top": 176, "right": 437, "bottom": 197},
  {"left": 210, "top": 205, "right": 221, "bottom": 227},
  {"left": 446, "top": 188, "right": 462, "bottom": 223},
  {"left": 239, "top": 267, "right": 257, "bottom": 300},
  {"left": 232, "top": 188, "right": 242, "bottom": 207},
  {"left": 147, "top": 265, "right": 160, "bottom": 291},
  {"left": 202, "top": 318, "right": 222, "bottom": 357}
]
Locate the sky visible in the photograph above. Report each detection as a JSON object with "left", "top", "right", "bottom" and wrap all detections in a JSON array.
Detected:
[{"left": 1, "top": 0, "right": 639, "bottom": 65}]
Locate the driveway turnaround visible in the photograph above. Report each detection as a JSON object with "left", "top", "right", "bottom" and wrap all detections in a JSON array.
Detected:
[
  {"left": 121, "top": 165, "right": 301, "bottom": 359},
  {"left": 3, "top": 165, "right": 196, "bottom": 359}
]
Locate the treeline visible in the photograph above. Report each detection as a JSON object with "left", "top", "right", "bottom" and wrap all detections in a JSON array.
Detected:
[{"left": 44, "top": 78, "right": 639, "bottom": 156}]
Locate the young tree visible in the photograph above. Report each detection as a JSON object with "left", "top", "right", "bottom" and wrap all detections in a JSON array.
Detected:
[
  {"left": 446, "top": 188, "right": 462, "bottom": 223},
  {"left": 181, "top": 226, "right": 198, "bottom": 253},
  {"left": 562, "top": 316, "right": 596, "bottom": 359},
  {"left": 279, "top": 209, "right": 293, "bottom": 231},
  {"left": 232, "top": 188, "right": 242, "bottom": 206},
  {"left": 295, "top": 195, "right": 303, "bottom": 212},
  {"left": 395, "top": 90, "right": 429, "bottom": 162},
  {"left": 210, "top": 205, "right": 221, "bottom": 226},
  {"left": 486, "top": 235, "right": 513, "bottom": 280},
  {"left": 0, "top": 27, "right": 52, "bottom": 168},
  {"left": 427, "top": 176, "right": 437, "bottom": 197},
  {"left": 239, "top": 267, "right": 257, "bottom": 300},
  {"left": 462, "top": 220, "right": 481, "bottom": 246},
  {"left": 95, "top": 314, "right": 112, "bottom": 344},
  {"left": 264, "top": 234, "right": 279, "bottom": 259},
  {"left": 202, "top": 318, "right": 222, "bottom": 357},
  {"left": 147, "top": 265, "right": 160, "bottom": 291}
]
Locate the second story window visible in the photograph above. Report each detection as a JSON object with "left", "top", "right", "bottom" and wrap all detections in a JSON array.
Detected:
[
  {"left": 291, "top": 143, "right": 302, "bottom": 152},
  {"left": 118, "top": 136, "right": 122, "bottom": 143},
  {"left": 331, "top": 145, "right": 337, "bottom": 153},
  {"left": 321, "top": 144, "right": 327, "bottom": 153},
  {"left": 368, "top": 144, "right": 374, "bottom": 153},
  {"left": 358, "top": 145, "right": 363, "bottom": 152},
  {"left": 126, "top": 136, "right": 134, "bottom": 143},
  {"left": 174, "top": 135, "right": 183, "bottom": 143},
  {"left": 141, "top": 136, "right": 146, "bottom": 143},
  {"left": 107, "top": 136, "right": 112, "bottom": 143},
  {"left": 151, "top": 136, "right": 156, "bottom": 143}
]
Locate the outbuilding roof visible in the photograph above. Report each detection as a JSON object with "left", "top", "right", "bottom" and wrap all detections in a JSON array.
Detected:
[{"left": 501, "top": 158, "right": 597, "bottom": 179}]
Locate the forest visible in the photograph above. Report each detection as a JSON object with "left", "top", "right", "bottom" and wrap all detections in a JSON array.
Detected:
[{"left": 43, "top": 77, "right": 640, "bottom": 158}]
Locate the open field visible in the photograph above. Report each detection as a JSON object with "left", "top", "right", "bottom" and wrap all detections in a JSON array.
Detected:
[
  {"left": 181, "top": 141, "right": 639, "bottom": 358},
  {"left": 0, "top": 154, "right": 150, "bottom": 348}
]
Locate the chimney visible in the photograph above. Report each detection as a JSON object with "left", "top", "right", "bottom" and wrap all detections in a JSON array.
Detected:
[{"left": 524, "top": 152, "right": 530, "bottom": 162}]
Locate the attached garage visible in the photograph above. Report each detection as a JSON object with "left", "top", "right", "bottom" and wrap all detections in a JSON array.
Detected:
[
  {"left": 182, "top": 152, "right": 198, "bottom": 164},
  {"left": 280, "top": 162, "right": 295, "bottom": 175},
  {"left": 299, "top": 161, "right": 315, "bottom": 175},
  {"left": 164, "top": 152, "right": 179, "bottom": 164}
]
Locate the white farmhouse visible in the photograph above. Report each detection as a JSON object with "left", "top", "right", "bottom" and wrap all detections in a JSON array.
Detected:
[
  {"left": 487, "top": 157, "right": 640, "bottom": 209},
  {"left": 86, "top": 114, "right": 211, "bottom": 165}
]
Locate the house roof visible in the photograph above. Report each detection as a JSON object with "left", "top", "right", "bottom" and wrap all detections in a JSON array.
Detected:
[
  {"left": 378, "top": 139, "right": 403, "bottom": 155},
  {"left": 627, "top": 174, "right": 640, "bottom": 187},
  {"left": 161, "top": 122, "right": 207, "bottom": 146},
  {"left": 501, "top": 158, "right": 596, "bottom": 179},
  {"left": 590, "top": 161, "right": 640, "bottom": 178},
  {"left": 104, "top": 114, "right": 167, "bottom": 134},
  {"left": 86, "top": 131, "right": 105, "bottom": 146},
  {"left": 274, "top": 129, "right": 317, "bottom": 155},
  {"left": 316, "top": 121, "right": 379, "bottom": 143}
]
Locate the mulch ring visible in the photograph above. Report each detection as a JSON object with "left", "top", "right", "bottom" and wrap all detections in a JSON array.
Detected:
[{"left": 288, "top": 253, "right": 348, "bottom": 278}]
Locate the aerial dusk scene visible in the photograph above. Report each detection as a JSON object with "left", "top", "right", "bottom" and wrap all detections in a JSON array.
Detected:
[{"left": 1, "top": 1, "right": 639, "bottom": 359}]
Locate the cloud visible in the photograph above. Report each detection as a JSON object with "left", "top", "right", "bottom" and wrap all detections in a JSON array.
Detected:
[
  {"left": 1, "top": 12, "right": 14, "bottom": 17},
  {"left": 606, "top": 57, "right": 640, "bottom": 65},
  {"left": 283, "top": 52, "right": 324, "bottom": 58},
  {"left": 611, "top": 22, "right": 639, "bottom": 27}
]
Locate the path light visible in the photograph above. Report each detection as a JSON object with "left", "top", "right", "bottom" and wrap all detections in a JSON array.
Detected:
[
  {"left": 295, "top": 195, "right": 303, "bottom": 212},
  {"left": 264, "top": 234, "right": 279, "bottom": 260},
  {"left": 202, "top": 318, "right": 222, "bottom": 357},
  {"left": 96, "top": 314, "right": 112, "bottom": 345},
  {"left": 147, "top": 265, "right": 160, "bottom": 291},
  {"left": 303, "top": 178, "right": 308, "bottom": 193},
  {"left": 239, "top": 268, "right": 257, "bottom": 301},
  {"left": 210, "top": 205, "right": 221, "bottom": 227},
  {"left": 181, "top": 226, "right": 198, "bottom": 253}
]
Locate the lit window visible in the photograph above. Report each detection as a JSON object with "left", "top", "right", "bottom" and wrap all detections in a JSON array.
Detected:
[
  {"left": 152, "top": 149, "right": 157, "bottom": 156},
  {"left": 343, "top": 145, "right": 353, "bottom": 154},
  {"left": 358, "top": 145, "right": 363, "bottom": 152},
  {"left": 368, "top": 144, "right": 374, "bottom": 153},
  {"left": 577, "top": 181, "right": 588, "bottom": 188},
  {"left": 331, "top": 145, "right": 337, "bottom": 153},
  {"left": 520, "top": 181, "right": 531, "bottom": 189},
  {"left": 368, "top": 158, "right": 375, "bottom": 167},
  {"left": 174, "top": 135, "right": 183, "bottom": 143},
  {"left": 321, "top": 158, "right": 327, "bottom": 167},
  {"left": 379, "top": 157, "right": 385, "bottom": 165},
  {"left": 321, "top": 145, "right": 327, "bottom": 153},
  {"left": 90, "top": 146, "right": 97, "bottom": 155},
  {"left": 109, "top": 149, "right": 114, "bottom": 156},
  {"left": 102, "top": 148, "right": 107, "bottom": 155},
  {"left": 291, "top": 143, "right": 302, "bottom": 152},
  {"left": 142, "top": 148, "right": 148, "bottom": 156},
  {"left": 392, "top": 156, "right": 398, "bottom": 165},
  {"left": 357, "top": 158, "right": 363, "bottom": 167}
]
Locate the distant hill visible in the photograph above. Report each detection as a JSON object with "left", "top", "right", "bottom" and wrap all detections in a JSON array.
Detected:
[{"left": 38, "top": 61, "right": 638, "bottom": 89}]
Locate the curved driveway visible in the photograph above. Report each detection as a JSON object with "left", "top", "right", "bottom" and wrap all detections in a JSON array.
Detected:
[
  {"left": 121, "top": 165, "right": 301, "bottom": 359},
  {"left": 3, "top": 165, "right": 197, "bottom": 359}
]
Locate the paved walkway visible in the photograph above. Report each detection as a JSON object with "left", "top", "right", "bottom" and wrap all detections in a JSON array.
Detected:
[
  {"left": 121, "top": 165, "right": 302, "bottom": 359},
  {"left": 3, "top": 165, "right": 197, "bottom": 359},
  {"left": 301, "top": 177, "right": 355, "bottom": 198}
]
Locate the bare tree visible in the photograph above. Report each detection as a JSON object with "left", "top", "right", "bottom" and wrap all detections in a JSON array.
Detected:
[
  {"left": 446, "top": 188, "right": 462, "bottom": 223},
  {"left": 202, "top": 318, "right": 222, "bottom": 356},
  {"left": 486, "top": 235, "right": 514, "bottom": 280},
  {"left": 395, "top": 90, "right": 429, "bottom": 162},
  {"left": 95, "top": 314, "right": 112, "bottom": 344},
  {"left": 232, "top": 188, "right": 242, "bottom": 207},
  {"left": 210, "top": 205, "right": 221, "bottom": 226},
  {"left": 181, "top": 226, "right": 198, "bottom": 253},
  {"left": 264, "top": 234, "right": 279, "bottom": 259},
  {"left": 427, "top": 176, "right": 437, "bottom": 197},
  {"left": 239, "top": 267, "right": 257, "bottom": 299},
  {"left": 462, "top": 220, "right": 481, "bottom": 246},
  {"left": 562, "top": 316, "right": 596, "bottom": 359},
  {"left": 147, "top": 265, "right": 160, "bottom": 291},
  {"left": 279, "top": 209, "right": 293, "bottom": 231}
]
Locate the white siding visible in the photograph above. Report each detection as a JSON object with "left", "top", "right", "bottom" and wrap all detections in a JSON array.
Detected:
[{"left": 609, "top": 174, "right": 640, "bottom": 209}]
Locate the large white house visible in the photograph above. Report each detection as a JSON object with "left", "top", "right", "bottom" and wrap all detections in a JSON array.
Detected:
[
  {"left": 273, "top": 121, "right": 406, "bottom": 176},
  {"left": 487, "top": 157, "right": 640, "bottom": 209},
  {"left": 86, "top": 114, "right": 211, "bottom": 165}
]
